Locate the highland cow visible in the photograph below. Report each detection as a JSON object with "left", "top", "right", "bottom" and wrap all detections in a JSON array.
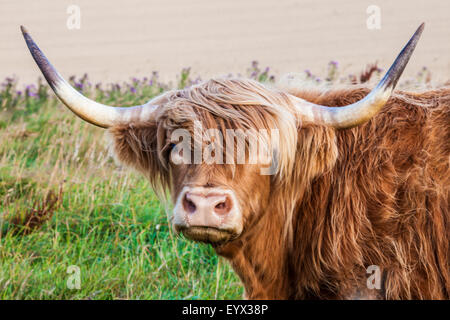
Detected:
[{"left": 22, "top": 23, "right": 449, "bottom": 299}]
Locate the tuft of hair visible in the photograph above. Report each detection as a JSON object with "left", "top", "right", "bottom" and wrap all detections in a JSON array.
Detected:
[{"left": 110, "top": 78, "right": 299, "bottom": 190}]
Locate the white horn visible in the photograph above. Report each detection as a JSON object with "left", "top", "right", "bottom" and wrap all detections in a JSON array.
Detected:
[
  {"left": 21, "top": 26, "right": 159, "bottom": 128},
  {"left": 292, "top": 23, "right": 424, "bottom": 129}
]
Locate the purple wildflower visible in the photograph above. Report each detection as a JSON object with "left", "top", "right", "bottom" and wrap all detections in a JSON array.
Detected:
[
  {"left": 75, "top": 82, "right": 83, "bottom": 91},
  {"left": 330, "top": 60, "right": 339, "bottom": 67}
]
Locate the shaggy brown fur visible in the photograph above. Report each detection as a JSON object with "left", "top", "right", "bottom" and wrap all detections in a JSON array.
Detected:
[{"left": 110, "top": 78, "right": 449, "bottom": 300}]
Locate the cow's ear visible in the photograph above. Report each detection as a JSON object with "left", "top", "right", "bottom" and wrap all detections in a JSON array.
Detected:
[{"left": 108, "top": 122, "right": 165, "bottom": 178}]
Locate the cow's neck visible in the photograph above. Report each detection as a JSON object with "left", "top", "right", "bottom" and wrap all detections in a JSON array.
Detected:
[{"left": 214, "top": 201, "right": 293, "bottom": 299}]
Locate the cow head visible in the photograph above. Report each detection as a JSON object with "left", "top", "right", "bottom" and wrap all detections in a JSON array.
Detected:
[
  {"left": 109, "top": 81, "right": 298, "bottom": 244},
  {"left": 21, "top": 24, "right": 423, "bottom": 245}
]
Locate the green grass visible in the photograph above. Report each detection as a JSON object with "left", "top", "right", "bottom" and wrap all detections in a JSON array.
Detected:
[{"left": 0, "top": 75, "right": 244, "bottom": 299}]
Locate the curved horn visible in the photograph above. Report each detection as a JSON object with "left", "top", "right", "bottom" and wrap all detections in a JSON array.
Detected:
[
  {"left": 292, "top": 23, "right": 424, "bottom": 129},
  {"left": 21, "top": 26, "right": 158, "bottom": 128}
]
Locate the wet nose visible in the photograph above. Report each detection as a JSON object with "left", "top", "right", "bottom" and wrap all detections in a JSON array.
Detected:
[
  {"left": 183, "top": 192, "right": 233, "bottom": 217},
  {"left": 173, "top": 187, "right": 243, "bottom": 241}
]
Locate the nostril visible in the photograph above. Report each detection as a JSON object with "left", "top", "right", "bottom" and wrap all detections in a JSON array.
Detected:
[
  {"left": 214, "top": 197, "right": 232, "bottom": 215},
  {"left": 183, "top": 194, "right": 196, "bottom": 213},
  {"left": 216, "top": 202, "right": 226, "bottom": 210}
]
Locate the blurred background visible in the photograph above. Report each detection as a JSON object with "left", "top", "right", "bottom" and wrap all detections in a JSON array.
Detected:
[{"left": 1, "top": 0, "right": 449, "bottom": 84}]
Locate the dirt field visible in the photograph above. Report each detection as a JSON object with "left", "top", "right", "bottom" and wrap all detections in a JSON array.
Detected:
[{"left": 1, "top": 0, "right": 449, "bottom": 84}]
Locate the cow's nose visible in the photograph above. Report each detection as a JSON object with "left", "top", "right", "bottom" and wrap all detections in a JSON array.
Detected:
[
  {"left": 173, "top": 187, "right": 243, "bottom": 243},
  {"left": 183, "top": 192, "right": 233, "bottom": 216}
]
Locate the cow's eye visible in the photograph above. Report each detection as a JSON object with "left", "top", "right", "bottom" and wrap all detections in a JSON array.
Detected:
[
  {"left": 166, "top": 143, "right": 177, "bottom": 157},
  {"left": 165, "top": 143, "right": 177, "bottom": 163}
]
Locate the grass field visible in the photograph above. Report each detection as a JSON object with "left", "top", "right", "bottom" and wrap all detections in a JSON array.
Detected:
[{"left": 0, "top": 62, "right": 435, "bottom": 299}]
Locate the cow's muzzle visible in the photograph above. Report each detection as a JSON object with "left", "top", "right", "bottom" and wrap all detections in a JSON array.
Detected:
[{"left": 172, "top": 187, "right": 243, "bottom": 244}]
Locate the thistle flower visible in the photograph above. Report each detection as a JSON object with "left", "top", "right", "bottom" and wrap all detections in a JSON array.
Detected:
[
  {"left": 75, "top": 82, "right": 83, "bottom": 91},
  {"left": 304, "top": 70, "right": 312, "bottom": 78},
  {"left": 330, "top": 60, "right": 339, "bottom": 67}
]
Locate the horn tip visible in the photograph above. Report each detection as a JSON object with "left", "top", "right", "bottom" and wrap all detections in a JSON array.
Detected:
[
  {"left": 416, "top": 22, "right": 425, "bottom": 36},
  {"left": 20, "top": 25, "right": 28, "bottom": 35}
]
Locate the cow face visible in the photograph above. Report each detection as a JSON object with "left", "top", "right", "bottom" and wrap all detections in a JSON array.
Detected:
[
  {"left": 108, "top": 82, "right": 298, "bottom": 245},
  {"left": 157, "top": 106, "right": 288, "bottom": 244}
]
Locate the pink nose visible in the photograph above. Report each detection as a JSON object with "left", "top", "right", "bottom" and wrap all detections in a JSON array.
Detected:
[
  {"left": 183, "top": 192, "right": 233, "bottom": 217},
  {"left": 173, "top": 187, "right": 243, "bottom": 241}
]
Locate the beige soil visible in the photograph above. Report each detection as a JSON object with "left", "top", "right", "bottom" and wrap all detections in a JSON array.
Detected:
[{"left": 1, "top": 0, "right": 449, "bottom": 85}]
